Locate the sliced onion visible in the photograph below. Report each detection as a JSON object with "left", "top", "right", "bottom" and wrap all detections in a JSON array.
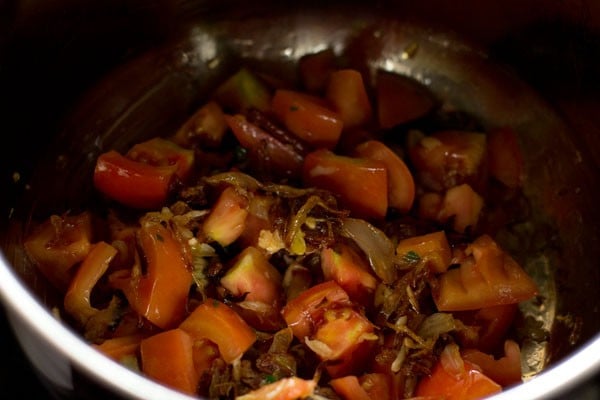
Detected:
[
  {"left": 340, "top": 218, "right": 397, "bottom": 283},
  {"left": 204, "top": 171, "right": 262, "bottom": 191},
  {"left": 205, "top": 171, "right": 322, "bottom": 199},
  {"left": 440, "top": 343, "right": 465, "bottom": 377},
  {"left": 417, "top": 312, "right": 457, "bottom": 341}
]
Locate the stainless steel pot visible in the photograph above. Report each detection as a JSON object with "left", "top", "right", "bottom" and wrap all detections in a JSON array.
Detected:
[{"left": 1, "top": 1, "right": 599, "bottom": 399}]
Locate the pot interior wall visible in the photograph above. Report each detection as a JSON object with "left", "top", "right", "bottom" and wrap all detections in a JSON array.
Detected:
[{"left": 1, "top": 0, "right": 599, "bottom": 389}]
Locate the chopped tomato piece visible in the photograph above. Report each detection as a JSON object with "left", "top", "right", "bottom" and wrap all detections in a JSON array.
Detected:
[
  {"left": 309, "top": 308, "right": 376, "bottom": 361},
  {"left": 220, "top": 246, "right": 285, "bottom": 331},
  {"left": 433, "top": 235, "right": 538, "bottom": 311},
  {"left": 236, "top": 377, "right": 316, "bottom": 400},
  {"left": 331, "top": 373, "right": 392, "bottom": 400},
  {"left": 24, "top": 212, "right": 93, "bottom": 291},
  {"left": 203, "top": 186, "right": 249, "bottom": 247},
  {"left": 64, "top": 241, "right": 117, "bottom": 326},
  {"left": 299, "top": 49, "right": 337, "bottom": 93},
  {"left": 282, "top": 280, "right": 352, "bottom": 339},
  {"left": 140, "top": 328, "right": 198, "bottom": 395},
  {"left": 359, "top": 373, "right": 392, "bottom": 400},
  {"left": 321, "top": 244, "right": 377, "bottom": 303},
  {"left": 282, "top": 263, "right": 313, "bottom": 302},
  {"left": 376, "top": 70, "right": 436, "bottom": 129},
  {"left": 307, "top": 307, "right": 377, "bottom": 377},
  {"left": 213, "top": 68, "right": 271, "bottom": 113},
  {"left": 456, "top": 304, "right": 518, "bottom": 353},
  {"left": 191, "top": 339, "right": 220, "bottom": 378},
  {"left": 438, "top": 184, "right": 484, "bottom": 233},
  {"left": 409, "top": 131, "right": 486, "bottom": 192},
  {"left": 462, "top": 340, "right": 522, "bottom": 387},
  {"left": 115, "top": 220, "right": 192, "bottom": 329},
  {"left": 172, "top": 101, "right": 228, "bottom": 149},
  {"left": 93, "top": 334, "right": 142, "bottom": 362},
  {"left": 126, "top": 137, "right": 195, "bottom": 181},
  {"left": 238, "top": 194, "right": 275, "bottom": 248},
  {"left": 94, "top": 150, "right": 178, "bottom": 209},
  {"left": 354, "top": 140, "right": 415, "bottom": 213},
  {"left": 325, "top": 69, "right": 373, "bottom": 129},
  {"left": 221, "top": 246, "right": 282, "bottom": 304},
  {"left": 330, "top": 375, "right": 371, "bottom": 400},
  {"left": 473, "top": 304, "right": 518, "bottom": 352},
  {"left": 487, "top": 127, "right": 525, "bottom": 188},
  {"left": 225, "top": 114, "right": 304, "bottom": 179},
  {"left": 416, "top": 343, "right": 502, "bottom": 400},
  {"left": 417, "top": 192, "right": 444, "bottom": 222},
  {"left": 179, "top": 299, "right": 256, "bottom": 363},
  {"left": 303, "top": 149, "right": 388, "bottom": 219},
  {"left": 396, "top": 231, "right": 451, "bottom": 273},
  {"left": 271, "top": 89, "right": 343, "bottom": 149}
]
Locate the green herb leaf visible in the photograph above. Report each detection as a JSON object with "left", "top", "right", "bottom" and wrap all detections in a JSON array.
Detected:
[{"left": 403, "top": 250, "right": 421, "bottom": 264}]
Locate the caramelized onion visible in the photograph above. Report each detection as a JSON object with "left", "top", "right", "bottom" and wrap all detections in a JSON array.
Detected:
[{"left": 340, "top": 218, "right": 397, "bottom": 283}]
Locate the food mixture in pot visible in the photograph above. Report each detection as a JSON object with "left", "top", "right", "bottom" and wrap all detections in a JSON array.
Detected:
[{"left": 23, "top": 50, "right": 539, "bottom": 399}]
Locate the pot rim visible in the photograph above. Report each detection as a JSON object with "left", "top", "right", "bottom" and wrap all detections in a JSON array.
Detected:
[{"left": 1, "top": 252, "right": 599, "bottom": 400}]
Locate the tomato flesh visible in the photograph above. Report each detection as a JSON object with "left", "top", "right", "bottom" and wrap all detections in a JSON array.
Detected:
[
  {"left": 281, "top": 280, "right": 351, "bottom": 340},
  {"left": 303, "top": 149, "right": 388, "bottom": 219},
  {"left": 433, "top": 235, "right": 538, "bottom": 311}
]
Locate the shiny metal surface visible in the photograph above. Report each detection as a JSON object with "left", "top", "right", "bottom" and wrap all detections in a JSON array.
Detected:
[{"left": 1, "top": 2, "right": 599, "bottom": 399}]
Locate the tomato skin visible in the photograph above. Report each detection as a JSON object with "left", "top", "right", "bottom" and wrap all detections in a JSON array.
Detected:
[
  {"left": 172, "top": 101, "right": 227, "bottom": 149},
  {"left": 94, "top": 150, "right": 177, "bottom": 209},
  {"left": 303, "top": 149, "right": 388, "bottom": 219},
  {"left": 114, "top": 221, "right": 192, "bottom": 329},
  {"left": 354, "top": 140, "right": 415, "bottom": 213},
  {"left": 299, "top": 48, "right": 337, "bottom": 93},
  {"left": 281, "top": 280, "right": 352, "bottom": 340},
  {"left": 272, "top": 89, "right": 344, "bottom": 149},
  {"left": 64, "top": 241, "right": 117, "bottom": 326},
  {"left": 126, "top": 137, "right": 195, "bottom": 180},
  {"left": 416, "top": 344, "right": 502, "bottom": 400},
  {"left": 179, "top": 299, "right": 256, "bottom": 364},
  {"left": 225, "top": 114, "right": 304, "bottom": 179},
  {"left": 433, "top": 235, "right": 538, "bottom": 311},
  {"left": 140, "top": 328, "right": 198, "bottom": 395},
  {"left": 325, "top": 69, "right": 373, "bottom": 129},
  {"left": 93, "top": 334, "right": 142, "bottom": 362},
  {"left": 376, "top": 70, "right": 435, "bottom": 129}
]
